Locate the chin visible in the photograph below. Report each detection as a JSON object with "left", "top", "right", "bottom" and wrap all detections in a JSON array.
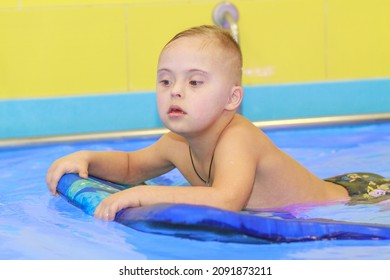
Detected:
[
  {"left": 167, "top": 126, "right": 188, "bottom": 135},
  {"left": 162, "top": 119, "right": 184, "bottom": 133}
]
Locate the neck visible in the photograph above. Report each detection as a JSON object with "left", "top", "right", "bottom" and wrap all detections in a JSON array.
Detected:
[
  {"left": 186, "top": 113, "right": 236, "bottom": 186},
  {"left": 186, "top": 112, "right": 236, "bottom": 162},
  {"left": 189, "top": 145, "right": 214, "bottom": 186}
]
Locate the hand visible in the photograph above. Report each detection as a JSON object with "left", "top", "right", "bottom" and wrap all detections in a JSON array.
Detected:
[
  {"left": 46, "top": 151, "right": 90, "bottom": 195},
  {"left": 94, "top": 188, "right": 141, "bottom": 221}
]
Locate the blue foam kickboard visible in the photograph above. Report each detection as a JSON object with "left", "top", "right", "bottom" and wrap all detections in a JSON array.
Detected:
[{"left": 57, "top": 173, "right": 390, "bottom": 244}]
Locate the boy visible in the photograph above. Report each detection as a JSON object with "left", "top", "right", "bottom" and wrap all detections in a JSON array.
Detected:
[{"left": 47, "top": 25, "right": 351, "bottom": 221}]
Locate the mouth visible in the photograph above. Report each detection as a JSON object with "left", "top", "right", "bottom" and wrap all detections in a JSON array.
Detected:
[{"left": 168, "top": 105, "right": 186, "bottom": 117}]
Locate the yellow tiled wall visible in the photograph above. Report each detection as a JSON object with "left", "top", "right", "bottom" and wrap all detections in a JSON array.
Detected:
[
  {"left": 327, "top": 0, "right": 390, "bottom": 79},
  {"left": 1, "top": 0, "right": 389, "bottom": 99}
]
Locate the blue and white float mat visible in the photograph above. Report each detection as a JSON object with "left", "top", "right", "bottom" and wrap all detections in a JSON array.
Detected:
[{"left": 57, "top": 173, "right": 390, "bottom": 244}]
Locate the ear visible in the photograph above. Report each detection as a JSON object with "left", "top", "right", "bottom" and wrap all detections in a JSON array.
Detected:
[{"left": 225, "top": 86, "right": 243, "bottom": 111}]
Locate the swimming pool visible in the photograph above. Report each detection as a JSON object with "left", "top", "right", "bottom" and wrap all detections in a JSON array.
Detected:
[{"left": 1, "top": 120, "right": 389, "bottom": 260}]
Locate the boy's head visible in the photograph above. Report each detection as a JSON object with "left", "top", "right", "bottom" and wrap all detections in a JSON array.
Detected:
[
  {"left": 160, "top": 25, "right": 242, "bottom": 86},
  {"left": 156, "top": 25, "right": 244, "bottom": 133}
]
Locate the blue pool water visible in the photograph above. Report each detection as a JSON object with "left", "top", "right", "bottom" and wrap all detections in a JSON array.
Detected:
[{"left": 0, "top": 121, "right": 389, "bottom": 259}]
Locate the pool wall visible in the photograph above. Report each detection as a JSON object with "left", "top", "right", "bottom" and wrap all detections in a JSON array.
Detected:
[
  {"left": 1, "top": 1, "right": 389, "bottom": 139},
  {"left": 1, "top": 79, "right": 390, "bottom": 139}
]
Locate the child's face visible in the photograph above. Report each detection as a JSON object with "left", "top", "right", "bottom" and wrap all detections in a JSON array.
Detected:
[{"left": 156, "top": 36, "right": 237, "bottom": 135}]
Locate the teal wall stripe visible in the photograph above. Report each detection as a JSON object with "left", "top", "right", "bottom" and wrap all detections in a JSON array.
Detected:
[
  {"left": 0, "top": 93, "right": 163, "bottom": 139},
  {"left": 242, "top": 79, "right": 390, "bottom": 121},
  {"left": 1, "top": 79, "right": 389, "bottom": 139}
]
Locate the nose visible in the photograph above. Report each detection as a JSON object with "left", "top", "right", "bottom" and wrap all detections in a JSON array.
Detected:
[{"left": 170, "top": 82, "right": 183, "bottom": 99}]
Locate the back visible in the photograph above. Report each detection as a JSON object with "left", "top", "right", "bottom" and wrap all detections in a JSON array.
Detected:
[{"left": 239, "top": 117, "right": 349, "bottom": 209}]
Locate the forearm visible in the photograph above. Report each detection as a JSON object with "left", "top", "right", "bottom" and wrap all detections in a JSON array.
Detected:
[
  {"left": 80, "top": 150, "right": 134, "bottom": 184},
  {"left": 127, "top": 185, "right": 241, "bottom": 211},
  {"left": 77, "top": 147, "right": 175, "bottom": 186},
  {"left": 94, "top": 184, "right": 244, "bottom": 220}
]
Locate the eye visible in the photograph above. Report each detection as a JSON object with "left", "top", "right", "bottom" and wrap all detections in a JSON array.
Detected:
[
  {"left": 159, "top": 79, "right": 172, "bottom": 87},
  {"left": 189, "top": 80, "right": 204, "bottom": 87}
]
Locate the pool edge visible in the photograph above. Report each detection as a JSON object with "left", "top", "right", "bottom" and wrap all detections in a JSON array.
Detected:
[{"left": 1, "top": 113, "right": 389, "bottom": 148}]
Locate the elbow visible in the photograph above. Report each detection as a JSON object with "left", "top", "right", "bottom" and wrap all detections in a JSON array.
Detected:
[
  {"left": 222, "top": 203, "right": 244, "bottom": 212},
  {"left": 217, "top": 203, "right": 243, "bottom": 212},
  {"left": 212, "top": 194, "right": 245, "bottom": 212}
]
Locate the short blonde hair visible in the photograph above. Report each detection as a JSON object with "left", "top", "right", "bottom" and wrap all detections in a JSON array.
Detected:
[{"left": 162, "top": 25, "right": 242, "bottom": 85}]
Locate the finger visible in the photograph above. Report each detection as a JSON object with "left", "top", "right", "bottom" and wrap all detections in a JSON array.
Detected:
[
  {"left": 94, "top": 201, "right": 117, "bottom": 221},
  {"left": 94, "top": 208, "right": 114, "bottom": 221},
  {"left": 105, "top": 212, "right": 115, "bottom": 221},
  {"left": 79, "top": 169, "right": 89, "bottom": 179},
  {"left": 46, "top": 169, "right": 60, "bottom": 195},
  {"left": 94, "top": 203, "right": 106, "bottom": 220},
  {"left": 48, "top": 174, "right": 61, "bottom": 195},
  {"left": 47, "top": 165, "right": 71, "bottom": 195}
]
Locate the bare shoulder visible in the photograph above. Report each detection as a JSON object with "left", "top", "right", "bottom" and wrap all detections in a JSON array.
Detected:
[
  {"left": 227, "top": 114, "right": 264, "bottom": 136},
  {"left": 157, "top": 131, "right": 187, "bottom": 148},
  {"left": 130, "top": 131, "right": 188, "bottom": 180},
  {"left": 152, "top": 132, "right": 188, "bottom": 159},
  {"left": 218, "top": 114, "right": 268, "bottom": 151},
  {"left": 215, "top": 114, "right": 279, "bottom": 174},
  {"left": 214, "top": 115, "right": 268, "bottom": 172}
]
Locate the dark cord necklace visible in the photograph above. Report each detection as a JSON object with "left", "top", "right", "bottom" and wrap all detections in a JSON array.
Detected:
[{"left": 189, "top": 146, "right": 214, "bottom": 186}]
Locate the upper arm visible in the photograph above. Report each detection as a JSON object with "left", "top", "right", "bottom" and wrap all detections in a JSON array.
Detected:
[
  {"left": 211, "top": 126, "right": 259, "bottom": 210},
  {"left": 125, "top": 132, "right": 184, "bottom": 184}
]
